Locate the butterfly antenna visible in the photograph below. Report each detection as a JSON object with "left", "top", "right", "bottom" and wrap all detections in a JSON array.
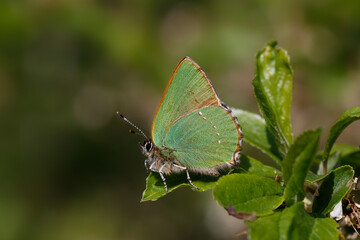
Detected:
[{"left": 117, "top": 112, "right": 148, "bottom": 139}]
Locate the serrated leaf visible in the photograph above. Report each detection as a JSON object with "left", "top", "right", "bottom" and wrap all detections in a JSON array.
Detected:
[
  {"left": 247, "top": 202, "right": 340, "bottom": 240},
  {"left": 252, "top": 41, "right": 293, "bottom": 155},
  {"left": 312, "top": 165, "right": 354, "bottom": 214},
  {"left": 283, "top": 129, "right": 321, "bottom": 206},
  {"left": 213, "top": 174, "right": 284, "bottom": 216},
  {"left": 238, "top": 154, "right": 281, "bottom": 178},
  {"left": 232, "top": 108, "right": 283, "bottom": 164},
  {"left": 306, "top": 171, "right": 323, "bottom": 182},
  {"left": 141, "top": 171, "right": 218, "bottom": 202},
  {"left": 323, "top": 106, "right": 360, "bottom": 162}
]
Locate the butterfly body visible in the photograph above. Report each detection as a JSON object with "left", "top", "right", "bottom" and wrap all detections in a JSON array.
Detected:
[
  {"left": 138, "top": 57, "right": 243, "bottom": 192},
  {"left": 142, "top": 136, "right": 231, "bottom": 177}
]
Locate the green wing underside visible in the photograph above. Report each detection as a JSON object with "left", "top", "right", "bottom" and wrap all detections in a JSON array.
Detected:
[
  {"left": 152, "top": 58, "right": 219, "bottom": 147},
  {"left": 164, "top": 106, "right": 239, "bottom": 168}
]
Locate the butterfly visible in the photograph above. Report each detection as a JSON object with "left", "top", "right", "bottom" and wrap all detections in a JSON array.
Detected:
[{"left": 119, "top": 57, "right": 243, "bottom": 192}]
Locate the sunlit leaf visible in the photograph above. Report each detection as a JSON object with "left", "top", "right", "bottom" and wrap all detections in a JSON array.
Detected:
[
  {"left": 252, "top": 41, "right": 293, "bottom": 155},
  {"left": 213, "top": 174, "right": 284, "bottom": 216}
]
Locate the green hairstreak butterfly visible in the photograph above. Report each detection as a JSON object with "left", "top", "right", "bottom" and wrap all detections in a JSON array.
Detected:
[{"left": 119, "top": 57, "right": 243, "bottom": 192}]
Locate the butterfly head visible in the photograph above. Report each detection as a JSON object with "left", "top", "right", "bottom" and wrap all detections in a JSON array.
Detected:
[
  {"left": 140, "top": 139, "right": 154, "bottom": 156},
  {"left": 140, "top": 139, "right": 165, "bottom": 173}
]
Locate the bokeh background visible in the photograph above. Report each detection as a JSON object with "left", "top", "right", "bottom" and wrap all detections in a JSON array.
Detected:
[{"left": 1, "top": 0, "right": 359, "bottom": 239}]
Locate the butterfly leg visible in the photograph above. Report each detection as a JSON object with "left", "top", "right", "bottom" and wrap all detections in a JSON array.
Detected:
[
  {"left": 144, "top": 159, "right": 149, "bottom": 172},
  {"left": 149, "top": 162, "right": 168, "bottom": 192},
  {"left": 186, "top": 169, "right": 200, "bottom": 190},
  {"left": 173, "top": 164, "right": 200, "bottom": 190},
  {"left": 158, "top": 164, "right": 168, "bottom": 193}
]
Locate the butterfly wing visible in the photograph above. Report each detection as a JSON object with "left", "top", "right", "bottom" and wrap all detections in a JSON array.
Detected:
[
  {"left": 164, "top": 106, "right": 242, "bottom": 167},
  {"left": 151, "top": 57, "right": 221, "bottom": 147}
]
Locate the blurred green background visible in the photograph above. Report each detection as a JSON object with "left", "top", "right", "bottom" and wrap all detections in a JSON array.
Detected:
[{"left": 0, "top": 0, "right": 359, "bottom": 239}]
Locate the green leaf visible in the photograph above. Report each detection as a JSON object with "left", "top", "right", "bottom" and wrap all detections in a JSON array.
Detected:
[
  {"left": 306, "top": 149, "right": 360, "bottom": 182},
  {"left": 317, "top": 151, "right": 341, "bottom": 175},
  {"left": 306, "top": 171, "right": 323, "bottom": 182},
  {"left": 338, "top": 150, "right": 360, "bottom": 177},
  {"left": 232, "top": 108, "right": 283, "bottom": 164},
  {"left": 237, "top": 154, "right": 281, "bottom": 178},
  {"left": 252, "top": 41, "right": 293, "bottom": 155},
  {"left": 312, "top": 166, "right": 354, "bottom": 214},
  {"left": 321, "top": 144, "right": 360, "bottom": 177},
  {"left": 247, "top": 202, "right": 340, "bottom": 240},
  {"left": 314, "top": 144, "right": 358, "bottom": 175},
  {"left": 283, "top": 129, "right": 321, "bottom": 206},
  {"left": 283, "top": 129, "right": 321, "bottom": 182},
  {"left": 141, "top": 155, "right": 282, "bottom": 202},
  {"left": 141, "top": 172, "right": 218, "bottom": 202},
  {"left": 330, "top": 144, "right": 360, "bottom": 156},
  {"left": 213, "top": 174, "right": 284, "bottom": 216},
  {"left": 323, "top": 106, "right": 360, "bottom": 162},
  {"left": 247, "top": 211, "right": 281, "bottom": 240}
]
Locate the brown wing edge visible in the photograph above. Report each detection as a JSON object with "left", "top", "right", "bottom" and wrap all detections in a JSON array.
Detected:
[
  {"left": 220, "top": 102, "right": 243, "bottom": 166},
  {"left": 150, "top": 56, "right": 222, "bottom": 138}
]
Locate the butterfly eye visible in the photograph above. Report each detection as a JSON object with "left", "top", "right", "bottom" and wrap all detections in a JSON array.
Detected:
[{"left": 144, "top": 141, "right": 153, "bottom": 152}]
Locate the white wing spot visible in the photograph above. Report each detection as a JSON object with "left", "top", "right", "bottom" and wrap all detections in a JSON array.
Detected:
[
  {"left": 198, "top": 111, "right": 203, "bottom": 116},
  {"left": 218, "top": 140, "right": 221, "bottom": 144}
]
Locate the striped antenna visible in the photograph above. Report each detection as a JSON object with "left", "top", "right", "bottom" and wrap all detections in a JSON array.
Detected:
[{"left": 117, "top": 112, "right": 148, "bottom": 139}]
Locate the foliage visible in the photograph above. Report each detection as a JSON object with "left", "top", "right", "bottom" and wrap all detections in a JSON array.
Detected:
[{"left": 142, "top": 41, "right": 360, "bottom": 239}]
